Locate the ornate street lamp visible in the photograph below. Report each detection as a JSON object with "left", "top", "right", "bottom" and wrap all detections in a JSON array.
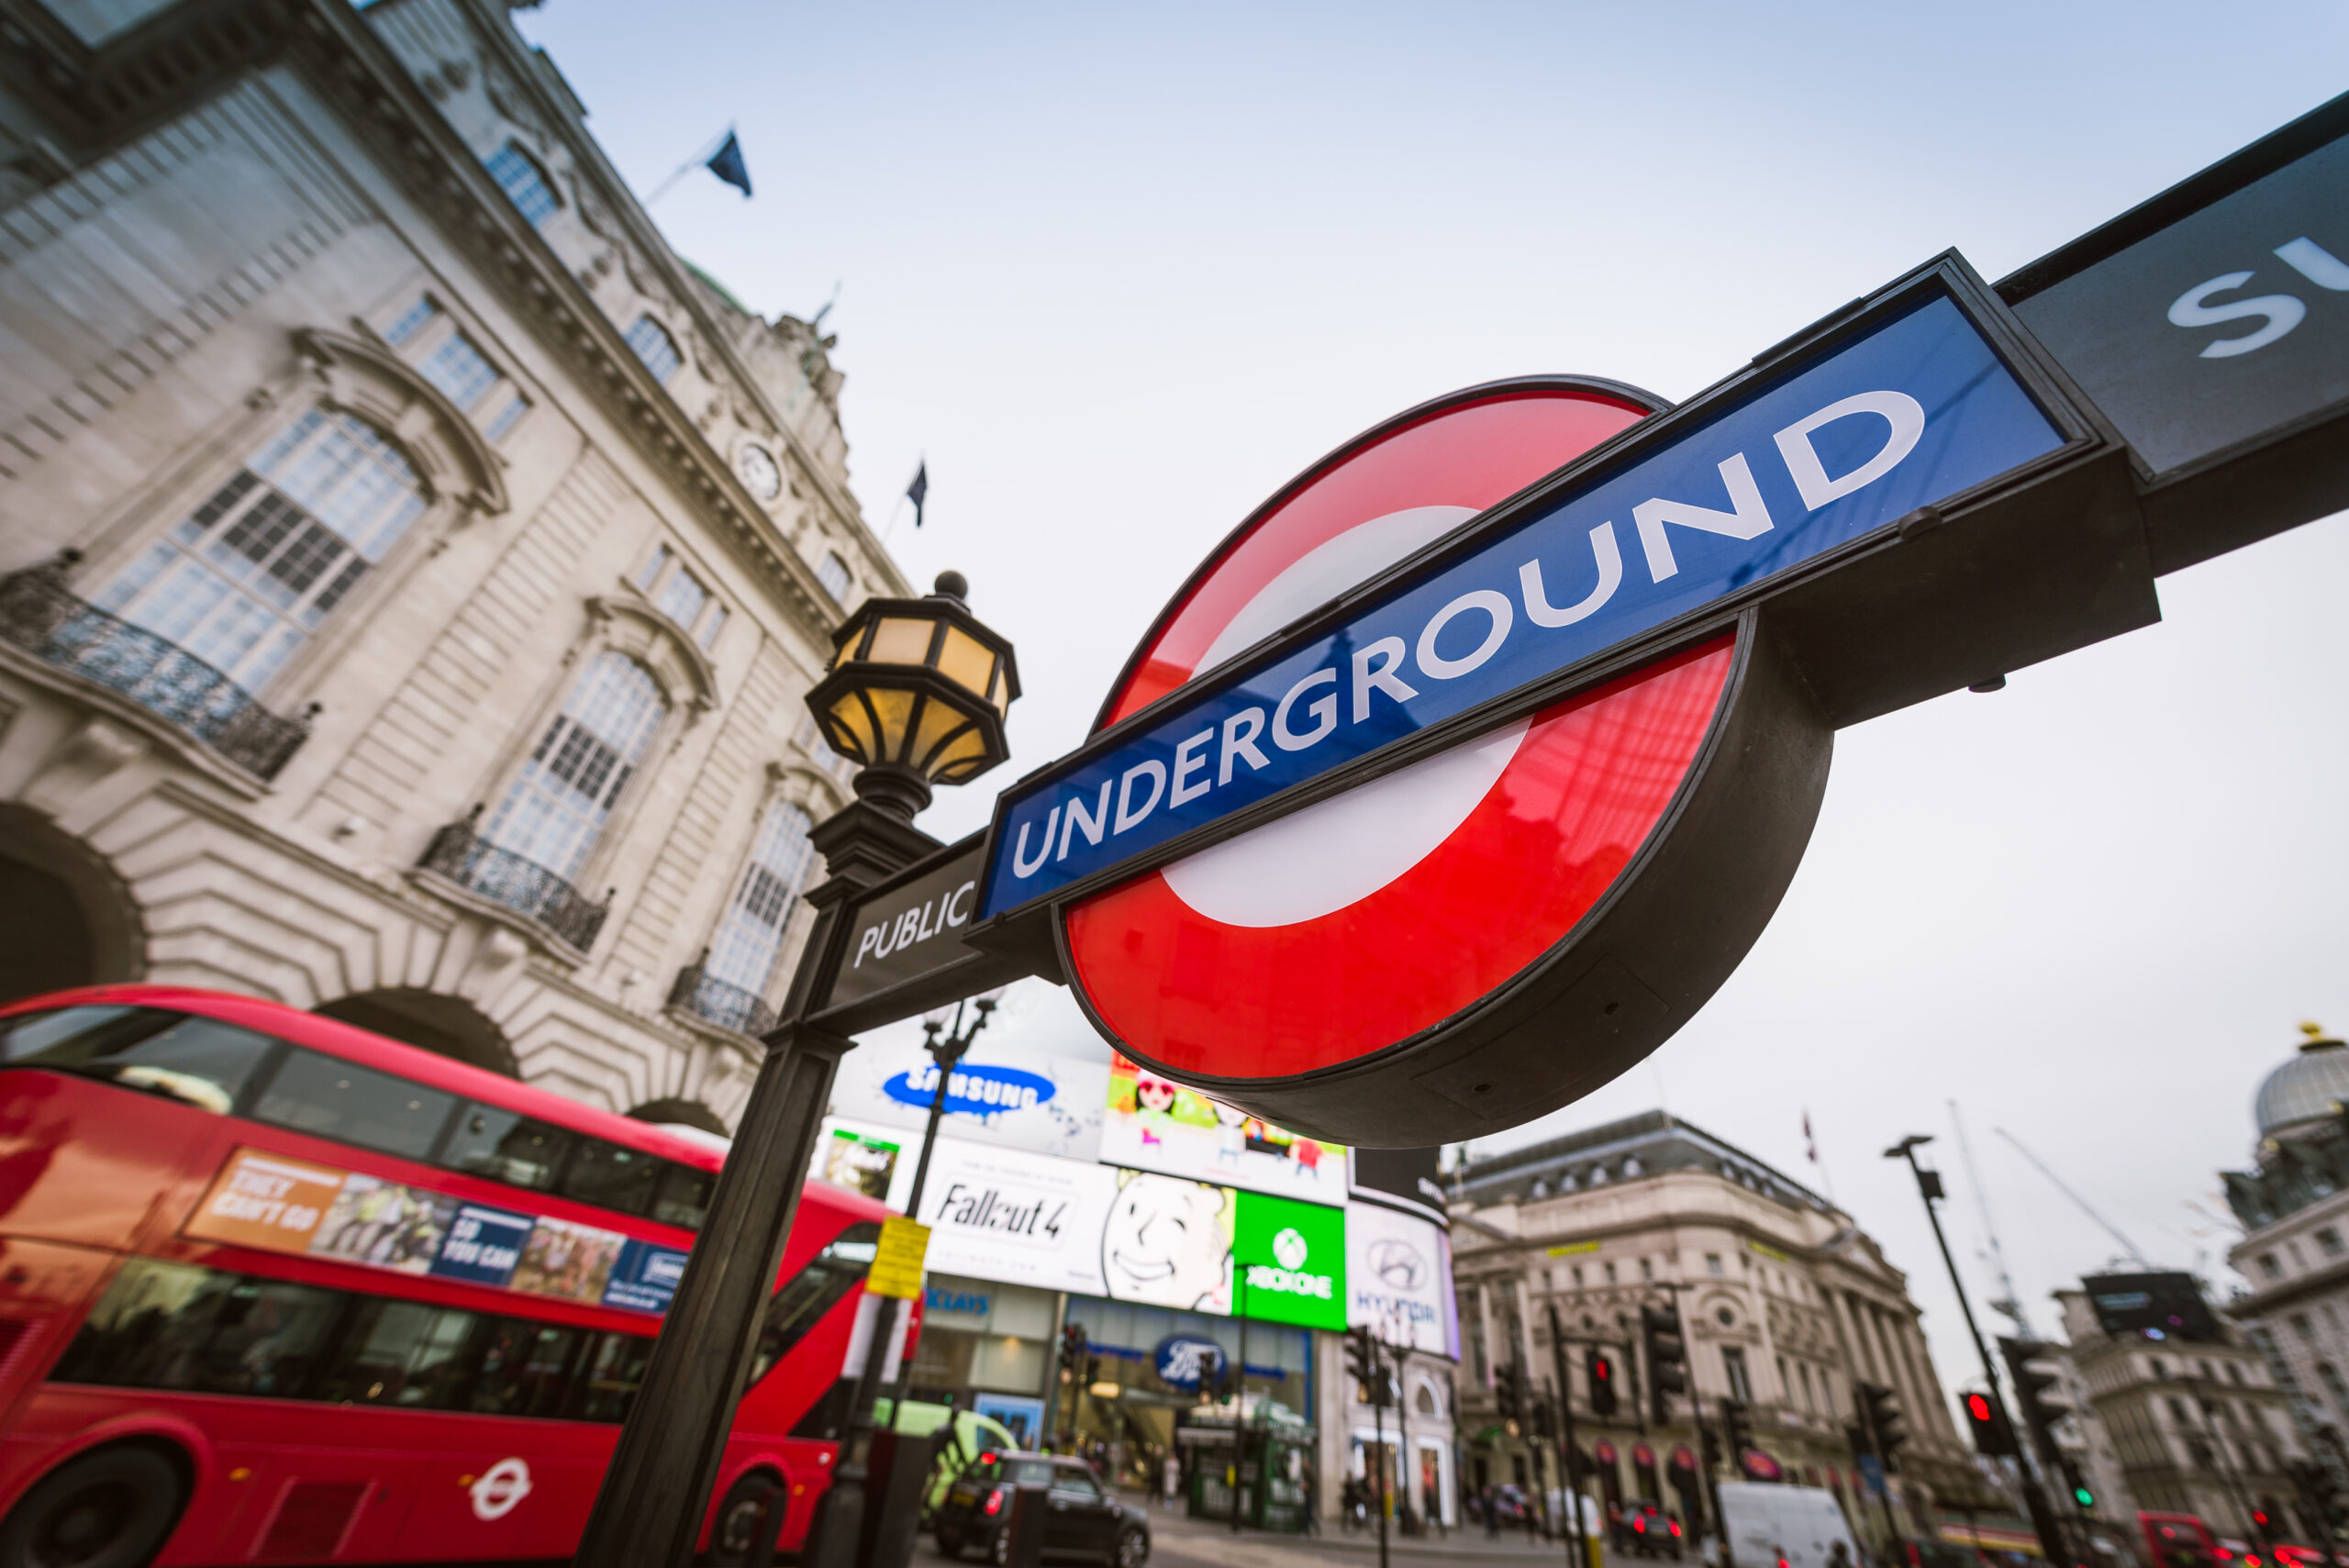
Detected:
[
  {"left": 806, "top": 569, "right": 1018, "bottom": 820},
  {"left": 577, "top": 573, "right": 1018, "bottom": 1568}
]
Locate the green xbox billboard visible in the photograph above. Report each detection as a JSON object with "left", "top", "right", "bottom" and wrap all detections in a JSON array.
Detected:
[{"left": 1232, "top": 1190, "right": 1346, "bottom": 1330}]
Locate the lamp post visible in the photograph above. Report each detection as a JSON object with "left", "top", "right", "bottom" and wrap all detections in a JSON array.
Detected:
[
  {"left": 573, "top": 573, "right": 1018, "bottom": 1568},
  {"left": 876, "top": 993, "right": 1001, "bottom": 1428},
  {"left": 1885, "top": 1134, "right": 2069, "bottom": 1568}
]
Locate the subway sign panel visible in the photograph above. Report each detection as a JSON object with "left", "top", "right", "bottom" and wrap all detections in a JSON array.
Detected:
[{"left": 929, "top": 93, "right": 2349, "bottom": 1148}]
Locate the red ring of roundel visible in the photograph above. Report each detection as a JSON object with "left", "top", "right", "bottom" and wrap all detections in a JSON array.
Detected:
[{"left": 1068, "top": 387, "right": 1732, "bottom": 1081}]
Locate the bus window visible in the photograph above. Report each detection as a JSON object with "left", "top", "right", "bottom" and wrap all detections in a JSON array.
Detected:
[
  {"left": 653, "top": 1162, "right": 714, "bottom": 1231},
  {"left": 443, "top": 1102, "right": 575, "bottom": 1191},
  {"left": 253, "top": 1048, "right": 457, "bottom": 1161},
  {"left": 55, "top": 1260, "right": 341, "bottom": 1398},
  {"left": 317, "top": 1297, "right": 479, "bottom": 1407},
  {"left": 562, "top": 1138, "right": 663, "bottom": 1217},
  {"left": 473, "top": 1319, "right": 587, "bottom": 1419},
  {"left": 748, "top": 1221, "right": 880, "bottom": 1386},
  {"left": 0, "top": 1006, "right": 275, "bottom": 1114},
  {"left": 575, "top": 1330, "right": 653, "bottom": 1422}
]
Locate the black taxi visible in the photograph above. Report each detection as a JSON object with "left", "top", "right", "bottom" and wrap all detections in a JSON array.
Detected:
[{"left": 933, "top": 1451, "right": 1150, "bottom": 1566}]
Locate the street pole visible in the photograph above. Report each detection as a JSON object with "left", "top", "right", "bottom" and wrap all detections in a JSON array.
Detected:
[
  {"left": 1231, "top": 1274, "right": 1248, "bottom": 1533},
  {"left": 573, "top": 571, "right": 1019, "bottom": 1568},
  {"left": 573, "top": 797, "right": 937, "bottom": 1568},
  {"left": 1887, "top": 1135, "right": 2069, "bottom": 1568},
  {"left": 1549, "top": 1304, "right": 1588, "bottom": 1568},
  {"left": 877, "top": 997, "right": 998, "bottom": 1433},
  {"left": 1373, "top": 1334, "right": 1391, "bottom": 1568}
]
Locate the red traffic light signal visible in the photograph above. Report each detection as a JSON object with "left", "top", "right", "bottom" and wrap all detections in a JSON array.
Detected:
[{"left": 1967, "top": 1394, "right": 1991, "bottom": 1420}]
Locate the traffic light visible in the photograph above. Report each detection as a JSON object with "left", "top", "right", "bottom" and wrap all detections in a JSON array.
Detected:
[
  {"left": 1722, "top": 1398, "right": 1754, "bottom": 1461},
  {"left": 1587, "top": 1348, "right": 1619, "bottom": 1418},
  {"left": 1859, "top": 1383, "right": 1906, "bottom": 1474},
  {"left": 2061, "top": 1459, "right": 2095, "bottom": 1513},
  {"left": 1700, "top": 1422, "right": 1724, "bottom": 1473},
  {"left": 2288, "top": 1459, "right": 2343, "bottom": 1541},
  {"left": 1642, "top": 1304, "right": 1688, "bottom": 1424},
  {"left": 2000, "top": 1339, "right": 2075, "bottom": 1464},
  {"left": 1061, "top": 1321, "right": 1088, "bottom": 1376},
  {"left": 1496, "top": 1362, "right": 1525, "bottom": 1425},
  {"left": 1533, "top": 1396, "right": 1557, "bottom": 1441},
  {"left": 1347, "top": 1325, "right": 1386, "bottom": 1407},
  {"left": 1964, "top": 1390, "right": 2019, "bottom": 1457}
]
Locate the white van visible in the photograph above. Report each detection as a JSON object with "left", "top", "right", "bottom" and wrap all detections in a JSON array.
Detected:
[{"left": 1717, "top": 1483, "right": 1863, "bottom": 1568}]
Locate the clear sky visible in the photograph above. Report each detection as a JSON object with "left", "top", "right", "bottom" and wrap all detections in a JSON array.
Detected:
[{"left": 514, "top": 1, "right": 2349, "bottom": 1413}]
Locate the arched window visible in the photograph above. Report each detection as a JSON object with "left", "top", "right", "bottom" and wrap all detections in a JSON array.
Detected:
[
  {"left": 94, "top": 408, "right": 427, "bottom": 694},
  {"left": 704, "top": 801, "right": 816, "bottom": 995},
  {"left": 485, "top": 142, "right": 559, "bottom": 227},
  {"left": 1414, "top": 1382, "right": 1440, "bottom": 1417},
  {"left": 625, "top": 315, "right": 683, "bottom": 384},
  {"left": 484, "top": 651, "right": 666, "bottom": 878}
]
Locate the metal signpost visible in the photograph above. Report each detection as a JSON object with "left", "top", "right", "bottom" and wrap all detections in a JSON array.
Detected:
[{"left": 576, "top": 92, "right": 2349, "bottom": 1568}]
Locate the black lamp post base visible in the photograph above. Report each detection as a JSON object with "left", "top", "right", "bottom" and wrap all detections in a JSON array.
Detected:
[{"left": 850, "top": 763, "right": 933, "bottom": 822}]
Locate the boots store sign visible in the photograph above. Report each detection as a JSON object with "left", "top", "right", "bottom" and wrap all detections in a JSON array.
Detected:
[{"left": 941, "top": 95, "right": 2349, "bottom": 1147}]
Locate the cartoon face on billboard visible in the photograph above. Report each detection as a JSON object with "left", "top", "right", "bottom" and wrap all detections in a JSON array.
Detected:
[{"left": 1100, "top": 1170, "right": 1232, "bottom": 1312}]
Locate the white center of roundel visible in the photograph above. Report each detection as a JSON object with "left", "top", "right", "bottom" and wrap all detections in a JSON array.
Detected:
[
  {"left": 1273, "top": 1227, "right": 1310, "bottom": 1268},
  {"left": 1164, "top": 718, "right": 1526, "bottom": 928},
  {"left": 1193, "top": 506, "right": 1477, "bottom": 676},
  {"left": 1166, "top": 505, "right": 1520, "bottom": 929}
]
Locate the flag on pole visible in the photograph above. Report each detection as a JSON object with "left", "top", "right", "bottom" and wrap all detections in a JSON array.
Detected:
[
  {"left": 705, "top": 131, "right": 752, "bottom": 197},
  {"left": 907, "top": 462, "right": 929, "bottom": 528},
  {"left": 1803, "top": 1111, "right": 1820, "bottom": 1165}
]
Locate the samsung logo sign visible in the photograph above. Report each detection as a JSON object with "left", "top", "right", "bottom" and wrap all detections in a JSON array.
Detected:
[{"left": 883, "top": 1062, "right": 1057, "bottom": 1118}]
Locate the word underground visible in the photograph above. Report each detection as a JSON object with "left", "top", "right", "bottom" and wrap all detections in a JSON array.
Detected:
[{"left": 983, "top": 294, "right": 2061, "bottom": 916}]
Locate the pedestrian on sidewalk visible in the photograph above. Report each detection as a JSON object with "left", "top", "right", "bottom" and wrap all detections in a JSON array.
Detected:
[
  {"left": 1484, "top": 1484, "right": 1501, "bottom": 1539},
  {"left": 1301, "top": 1464, "right": 1319, "bottom": 1536}
]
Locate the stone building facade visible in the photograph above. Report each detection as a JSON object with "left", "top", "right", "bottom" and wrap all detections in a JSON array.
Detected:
[
  {"left": 2056, "top": 1282, "right": 2308, "bottom": 1540},
  {"left": 2220, "top": 1025, "right": 2349, "bottom": 1529},
  {"left": 0, "top": 0, "right": 903, "bottom": 1129},
  {"left": 1450, "top": 1112, "right": 1991, "bottom": 1546}
]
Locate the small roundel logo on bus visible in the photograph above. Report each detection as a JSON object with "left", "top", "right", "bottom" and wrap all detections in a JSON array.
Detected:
[{"left": 472, "top": 1458, "right": 533, "bottom": 1521}]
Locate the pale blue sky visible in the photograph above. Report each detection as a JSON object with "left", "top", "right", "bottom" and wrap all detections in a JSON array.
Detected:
[{"left": 516, "top": 0, "right": 2349, "bottom": 1404}]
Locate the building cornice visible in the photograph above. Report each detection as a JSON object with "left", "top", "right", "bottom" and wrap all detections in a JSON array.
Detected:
[
  {"left": 441, "top": 0, "right": 906, "bottom": 598},
  {"left": 0, "top": 0, "right": 900, "bottom": 645}
]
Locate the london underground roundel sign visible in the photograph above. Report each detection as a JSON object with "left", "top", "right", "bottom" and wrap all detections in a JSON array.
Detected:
[
  {"left": 1060, "top": 379, "right": 1832, "bottom": 1143},
  {"left": 983, "top": 263, "right": 2078, "bottom": 1144}
]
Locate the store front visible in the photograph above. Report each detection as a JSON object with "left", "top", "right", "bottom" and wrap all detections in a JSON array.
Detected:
[
  {"left": 1060, "top": 1296, "right": 1314, "bottom": 1497},
  {"left": 903, "top": 1273, "right": 1056, "bottom": 1445}
]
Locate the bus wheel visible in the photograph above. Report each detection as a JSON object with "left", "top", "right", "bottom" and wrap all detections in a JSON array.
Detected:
[
  {"left": 0, "top": 1446, "right": 184, "bottom": 1568},
  {"left": 710, "top": 1472, "right": 784, "bottom": 1567}
]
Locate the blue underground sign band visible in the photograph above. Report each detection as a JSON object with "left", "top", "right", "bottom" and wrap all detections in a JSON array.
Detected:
[{"left": 979, "top": 284, "right": 2064, "bottom": 921}]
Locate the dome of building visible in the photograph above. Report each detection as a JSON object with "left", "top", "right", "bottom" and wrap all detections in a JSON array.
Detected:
[{"left": 2254, "top": 1023, "right": 2349, "bottom": 1140}]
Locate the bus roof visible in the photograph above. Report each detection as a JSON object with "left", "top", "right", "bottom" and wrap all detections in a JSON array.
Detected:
[{"left": 1, "top": 984, "right": 890, "bottom": 1226}]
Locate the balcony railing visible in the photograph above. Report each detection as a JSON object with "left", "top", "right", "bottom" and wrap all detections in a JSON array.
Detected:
[
  {"left": 419, "top": 808, "right": 612, "bottom": 952},
  {"left": 0, "top": 550, "right": 316, "bottom": 781},
  {"left": 668, "top": 960, "right": 777, "bottom": 1037}
]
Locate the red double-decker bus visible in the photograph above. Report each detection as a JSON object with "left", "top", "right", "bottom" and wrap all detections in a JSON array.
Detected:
[{"left": 0, "top": 984, "right": 901, "bottom": 1568}]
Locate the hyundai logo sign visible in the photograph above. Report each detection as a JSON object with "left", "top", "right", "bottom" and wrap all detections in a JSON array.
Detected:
[
  {"left": 883, "top": 1062, "right": 1056, "bottom": 1118},
  {"left": 1153, "top": 1334, "right": 1225, "bottom": 1392}
]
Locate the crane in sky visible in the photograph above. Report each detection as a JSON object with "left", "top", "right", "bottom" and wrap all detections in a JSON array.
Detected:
[{"left": 1994, "top": 1126, "right": 2155, "bottom": 1269}]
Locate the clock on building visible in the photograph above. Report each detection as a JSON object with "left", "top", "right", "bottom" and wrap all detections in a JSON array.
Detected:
[{"left": 736, "top": 441, "right": 782, "bottom": 501}]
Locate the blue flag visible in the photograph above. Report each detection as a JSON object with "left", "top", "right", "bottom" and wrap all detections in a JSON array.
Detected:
[{"left": 706, "top": 131, "right": 751, "bottom": 197}]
